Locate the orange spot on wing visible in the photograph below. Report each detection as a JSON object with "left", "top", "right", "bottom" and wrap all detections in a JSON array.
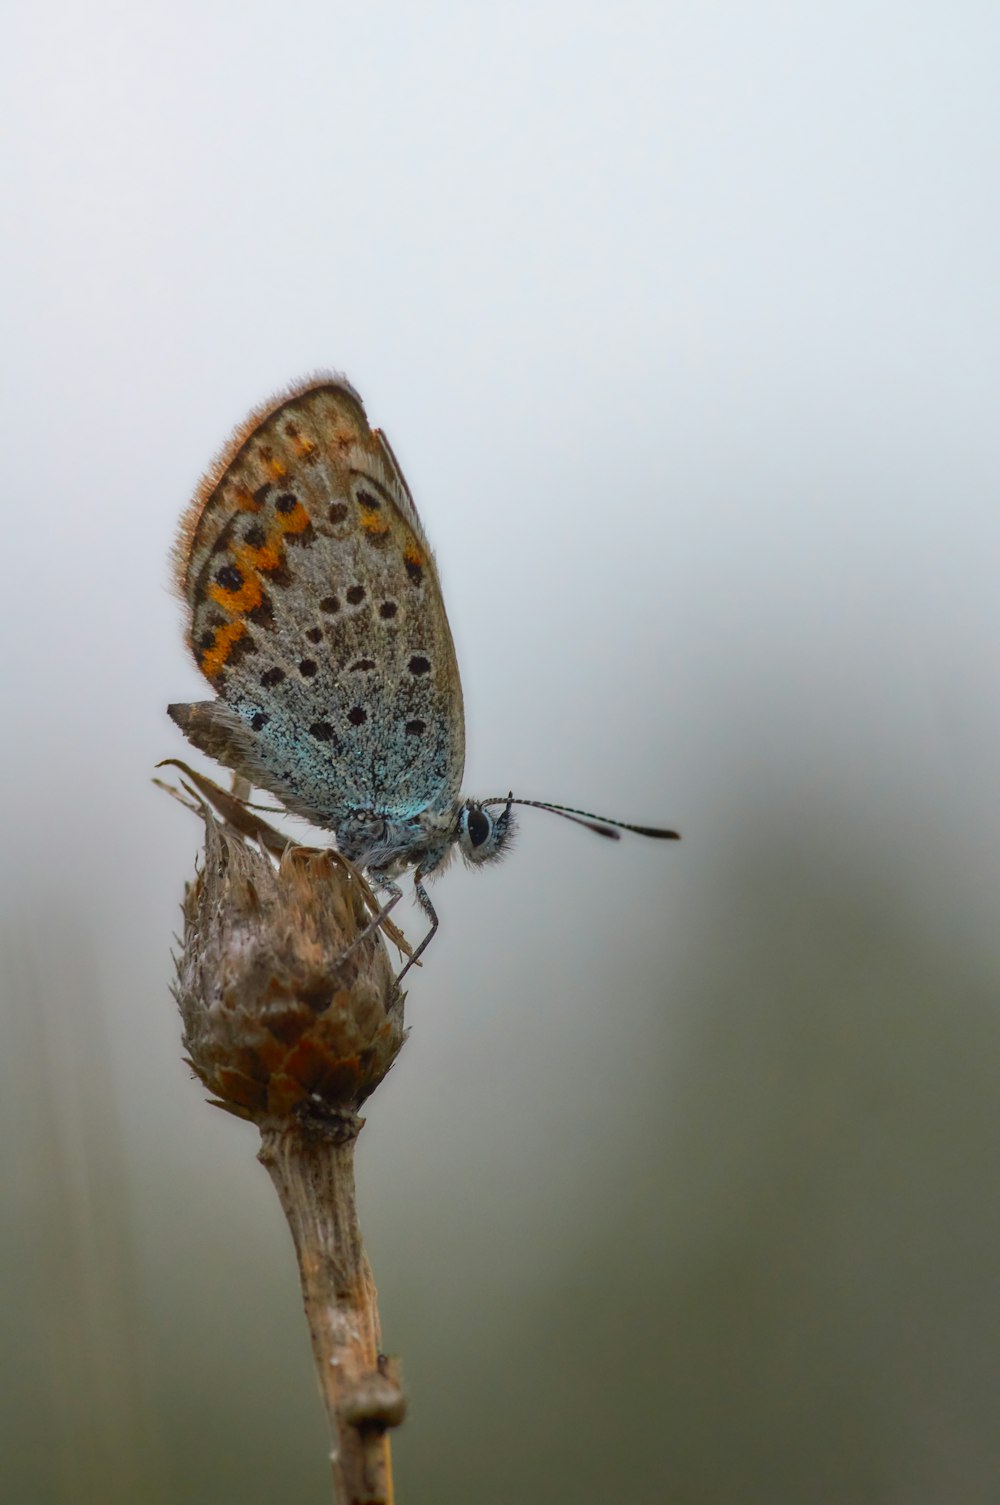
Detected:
[
  {"left": 200, "top": 621, "right": 247, "bottom": 679},
  {"left": 208, "top": 573, "right": 264, "bottom": 614},
  {"left": 291, "top": 433, "right": 318, "bottom": 459},
  {"left": 258, "top": 445, "right": 288, "bottom": 482},
  {"left": 235, "top": 538, "right": 284, "bottom": 574},
  {"left": 276, "top": 502, "right": 310, "bottom": 534},
  {"left": 232, "top": 484, "right": 261, "bottom": 511},
  {"left": 360, "top": 510, "right": 390, "bottom": 536},
  {"left": 403, "top": 542, "right": 425, "bottom": 566}
]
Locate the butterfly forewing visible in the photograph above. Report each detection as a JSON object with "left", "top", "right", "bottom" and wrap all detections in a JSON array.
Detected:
[{"left": 177, "top": 378, "right": 466, "bottom": 825}]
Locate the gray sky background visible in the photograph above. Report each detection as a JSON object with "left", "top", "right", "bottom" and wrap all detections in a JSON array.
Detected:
[{"left": 2, "top": 5, "right": 999, "bottom": 1502}]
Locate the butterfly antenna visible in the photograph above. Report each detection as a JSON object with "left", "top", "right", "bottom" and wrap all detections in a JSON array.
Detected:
[{"left": 480, "top": 795, "right": 680, "bottom": 841}]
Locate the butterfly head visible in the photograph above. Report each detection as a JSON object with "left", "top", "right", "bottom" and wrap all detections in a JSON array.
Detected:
[{"left": 456, "top": 796, "right": 516, "bottom": 866}]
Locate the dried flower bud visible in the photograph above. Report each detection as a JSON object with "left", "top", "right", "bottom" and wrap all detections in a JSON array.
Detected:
[{"left": 174, "top": 808, "right": 405, "bottom": 1123}]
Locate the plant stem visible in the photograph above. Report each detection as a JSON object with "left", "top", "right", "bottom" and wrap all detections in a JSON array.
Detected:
[{"left": 259, "top": 1115, "right": 404, "bottom": 1505}]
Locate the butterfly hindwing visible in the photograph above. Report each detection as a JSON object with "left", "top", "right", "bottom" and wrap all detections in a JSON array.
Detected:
[{"left": 175, "top": 377, "right": 466, "bottom": 826}]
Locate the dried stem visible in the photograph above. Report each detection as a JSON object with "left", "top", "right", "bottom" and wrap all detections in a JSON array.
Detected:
[
  {"left": 259, "top": 1117, "right": 404, "bottom": 1505},
  {"left": 167, "top": 763, "right": 408, "bottom": 1503}
]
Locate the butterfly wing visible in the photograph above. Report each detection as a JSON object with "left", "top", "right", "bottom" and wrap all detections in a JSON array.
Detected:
[{"left": 172, "top": 376, "right": 465, "bottom": 828}]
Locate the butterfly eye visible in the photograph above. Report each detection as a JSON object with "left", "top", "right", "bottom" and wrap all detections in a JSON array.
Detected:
[
  {"left": 466, "top": 807, "right": 491, "bottom": 847},
  {"left": 458, "top": 801, "right": 515, "bottom": 866}
]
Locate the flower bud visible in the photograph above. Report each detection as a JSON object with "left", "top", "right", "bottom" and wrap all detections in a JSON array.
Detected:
[{"left": 174, "top": 810, "right": 405, "bottom": 1123}]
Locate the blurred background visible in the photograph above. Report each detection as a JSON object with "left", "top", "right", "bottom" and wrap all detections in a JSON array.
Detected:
[{"left": 2, "top": 3, "right": 999, "bottom": 1501}]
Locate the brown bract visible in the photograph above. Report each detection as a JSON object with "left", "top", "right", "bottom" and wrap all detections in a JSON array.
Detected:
[
  {"left": 169, "top": 783, "right": 407, "bottom": 1503},
  {"left": 174, "top": 806, "right": 405, "bottom": 1123}
]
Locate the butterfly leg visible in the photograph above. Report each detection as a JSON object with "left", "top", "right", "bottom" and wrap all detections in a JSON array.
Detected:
[
  {"left": 335, "top": 876, "right": 404, "bottom": 971},
  {"left": 394, "top": 867, "right": 441, "bottom": 985}
]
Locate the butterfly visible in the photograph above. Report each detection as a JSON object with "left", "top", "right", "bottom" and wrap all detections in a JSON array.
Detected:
[{"left": 169, "top": 374, "right": 678, "bottom": 978}]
